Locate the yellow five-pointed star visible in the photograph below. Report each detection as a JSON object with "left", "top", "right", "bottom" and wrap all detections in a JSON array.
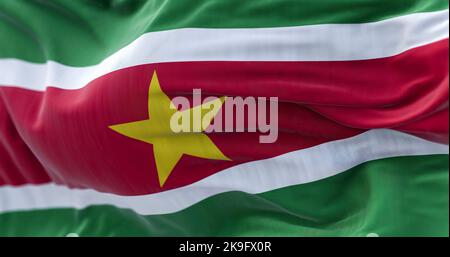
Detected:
[{"left": 109, "top": 71, "right": 230, "bottom": 187}]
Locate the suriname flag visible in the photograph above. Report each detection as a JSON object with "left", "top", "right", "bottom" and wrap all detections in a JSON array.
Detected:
[{"left": 0, "top": 0, "right": 448, "bottom": 236}]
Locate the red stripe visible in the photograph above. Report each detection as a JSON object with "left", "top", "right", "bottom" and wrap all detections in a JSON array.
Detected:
[{"left": 0, "top": 39, "right": 447, "bottom": 195}]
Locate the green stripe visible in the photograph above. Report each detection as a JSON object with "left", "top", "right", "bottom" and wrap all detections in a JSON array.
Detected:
[
  {"left": 0, "top": 0, "right": 447, "bottom": 66},
  {"left": 0, "top": 154, "right": 448, "bottom": 236}
]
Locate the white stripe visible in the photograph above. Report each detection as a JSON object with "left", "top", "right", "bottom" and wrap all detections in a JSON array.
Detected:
[
  {"left": 0, "top": 129, "right": 448, "bottom": 215},
  {"left": 0, "top": 10, "right": 448, "bottom": 91}
]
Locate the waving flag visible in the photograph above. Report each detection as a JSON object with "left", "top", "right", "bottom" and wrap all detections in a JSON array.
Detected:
[{"left": 0, "top": 0, "right": 448, "bottom": 236}]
